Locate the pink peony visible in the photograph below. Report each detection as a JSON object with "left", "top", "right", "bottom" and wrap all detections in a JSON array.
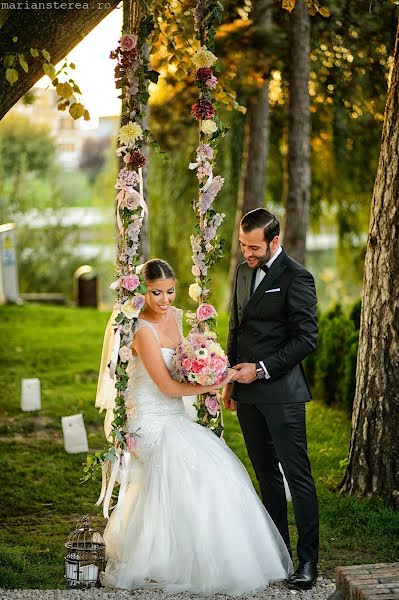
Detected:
[
  {"left": 192, "top": 360, "right": 205, "bottom": 373},
  {"left": 122, "top": 274, "right": 140, "bottom": 292},
  {"left": 205, "top": 394, "right": 219, "bottom": 416},
  {"left": 126, "top": 434, "right": 137, "bottom": 451},
  {"left": 119, "top": 34, "right": 138, "bottom": 52},
  {"left": 196, "top": 303, "right": 217, "bottom": 322}
]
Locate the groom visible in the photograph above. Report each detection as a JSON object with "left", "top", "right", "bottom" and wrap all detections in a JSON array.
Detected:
[{"left": 223, "top": 208, "right": 319, "bottom": 590}]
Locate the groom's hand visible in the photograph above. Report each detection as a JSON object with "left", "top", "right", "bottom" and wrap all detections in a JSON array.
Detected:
[
  {"left": 233, "top": 363, "right": 257, "bottom": 384},
  {"left": 222, "top": 385, "right": 237, "bottom": 411}
]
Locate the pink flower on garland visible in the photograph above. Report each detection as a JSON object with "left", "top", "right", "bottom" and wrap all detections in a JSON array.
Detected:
[
  {"left": 205, "top": 75, "right": 218, "bottom": 89},
  {"left": 119, "top": 34, "right": 137, "bottom": 52},
  {"left": 122, "top": 274, "right": 140, "bottom": 292},
  {"left": 205, "top": 394, "right": 219, "bottom": 417},
  {"left": 126, "top": 434, "right": 137, "bottom": 451},
  {"left": 191, "top": 99, "right": 216, "bottom": 121},
  {"left": 196, "top": 303, "right": 217, "bottom": 321}
]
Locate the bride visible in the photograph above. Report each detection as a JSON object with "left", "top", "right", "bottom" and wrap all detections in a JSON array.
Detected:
[{"left": 99, "top": 258, "right": 293, "bottom": 595}]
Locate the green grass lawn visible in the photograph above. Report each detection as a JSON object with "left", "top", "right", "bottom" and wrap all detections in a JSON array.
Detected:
[{"left": 0, "top": 304, "right": 398, "bottom": 589}]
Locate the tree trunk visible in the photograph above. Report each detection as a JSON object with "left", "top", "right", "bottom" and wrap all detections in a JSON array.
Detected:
[
  {"left": 340, "top": 20, "right": 399, "bottom": 506},
  {"left": 225, "top": 0, "right": 272, "bottom": 309},
  {"left": 283, "top": 0, "right": 311, "bottom": 265},
  {"left": 0, "top": 2, "right": 119, "bottom": 120}
]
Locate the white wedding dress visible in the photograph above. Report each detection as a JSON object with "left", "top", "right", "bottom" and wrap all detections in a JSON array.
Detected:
[{"left": 101, "top": 310, "right": 292, "bottom": 596}]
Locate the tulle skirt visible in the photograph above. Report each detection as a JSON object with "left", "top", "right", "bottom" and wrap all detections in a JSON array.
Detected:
[{"left": 101, "top": 416, "right": 292, "bottom": 596}]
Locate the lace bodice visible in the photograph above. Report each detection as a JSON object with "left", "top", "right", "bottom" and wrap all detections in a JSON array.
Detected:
[{"left": 126, "top": 307, "right": 188, "bottom": 462}]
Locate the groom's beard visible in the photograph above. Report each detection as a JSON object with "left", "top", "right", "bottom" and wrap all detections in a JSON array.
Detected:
[{"left": 247, "top": 244, "right": 272, "bottom": 269}]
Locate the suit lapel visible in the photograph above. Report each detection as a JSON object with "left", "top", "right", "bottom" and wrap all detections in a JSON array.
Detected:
[{"left": 241, "top": 249, "right": 288, "bottom": 322}]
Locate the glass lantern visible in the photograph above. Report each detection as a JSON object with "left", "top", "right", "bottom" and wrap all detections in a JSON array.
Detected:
[{"left": 65, "top": 515, "right": 106, "bottom": 588}]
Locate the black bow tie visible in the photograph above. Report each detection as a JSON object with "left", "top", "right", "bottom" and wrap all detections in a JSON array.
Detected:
[{"left": 260, "top": 265, "right": 269, "bottom": 274}]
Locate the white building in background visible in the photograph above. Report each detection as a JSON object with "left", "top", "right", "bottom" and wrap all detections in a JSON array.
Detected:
[
  {"left": 12, "top": 86, "right": 87, "bottom": 170},
  {"left": 96, "top": 115, "right": 119, "bottom": 139}
]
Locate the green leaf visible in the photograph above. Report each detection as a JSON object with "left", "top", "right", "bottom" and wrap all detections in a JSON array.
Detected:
[
  {"left": 18, "top": 53, "right": 29, "bottom": 73},
  {"left": 147, "top": 70, "right": 160, "bottom": 84},
  {"left": 69, "top": 102, "right": 85, "bottom": 120},
  {"left": 70, "top": 62, "right": 76, "bottom": 69},
  {"left": 56, "top": 82, "right": 73, "bottom": 99},
  {"left": 42, "top": 48, "right": 51, "bottom": 61},
  {"left": 84, "top": 110, "right": 90, "bottom": 121},
  {"left": 72, "top": 83, "right": 82, "bottom": 95},
  {"left": 12, "top": 36, "right": 18, "bottom": 43},
  {"left": 30, "top": 48, "right": 39, "bottom": 58},
  {"left": 5, "top": 68, "right": 18, "bottom": 85},
  {"left": 4, "top": 54, "right": 15, "bottom": 68},
  {"left": 42, "top": 63, "right": 56, "bottom": 81}
]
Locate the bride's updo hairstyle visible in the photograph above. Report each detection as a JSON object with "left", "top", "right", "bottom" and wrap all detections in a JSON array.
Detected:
[{"left": 141, "top": 259, "right": 175, "bottom": 284}]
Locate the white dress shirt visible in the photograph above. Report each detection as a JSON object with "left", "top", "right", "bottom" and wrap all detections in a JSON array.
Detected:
[{"left": 253, "top": 245, "right": 282, "bottom": 379}]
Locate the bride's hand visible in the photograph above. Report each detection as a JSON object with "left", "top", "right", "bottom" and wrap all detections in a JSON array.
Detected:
[{"left": 208, "top": 368, "right": 236, "bottom": 393}]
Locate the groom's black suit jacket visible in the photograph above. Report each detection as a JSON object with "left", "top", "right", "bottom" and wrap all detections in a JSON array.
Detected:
[{"left": 227, "top": 248, "right": 318, "bottom": 404}]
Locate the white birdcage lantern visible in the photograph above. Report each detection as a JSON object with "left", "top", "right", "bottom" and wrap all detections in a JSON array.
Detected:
[{"left": 64, "top": 515, "right": 105, "bottom": 588}]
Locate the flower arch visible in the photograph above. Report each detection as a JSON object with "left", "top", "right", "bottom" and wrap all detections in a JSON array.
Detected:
[{"left": 84, "top": 0, "right": 227, "bottom": 510}]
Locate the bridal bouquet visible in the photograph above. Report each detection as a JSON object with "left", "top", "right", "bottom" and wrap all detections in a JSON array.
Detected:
[{"left": 173, "top": 332, "right": 228, "bottom": 386}]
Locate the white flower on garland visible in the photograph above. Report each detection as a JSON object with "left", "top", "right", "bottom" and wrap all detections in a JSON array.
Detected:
[
  {"left": 119, "top": 345, "right": 133, "bottom": 363},
  {"left": 201, "top": 120, "right": 217, "bottom": 135},
  {"left": 189, "top": 282, "right": 202, "bottom": 301},
  {"left": 192, "top": 46, "right": 217, "bottom": 68},
  {"left": 118, "top": 121, "right": 143, "bottom": 147}
]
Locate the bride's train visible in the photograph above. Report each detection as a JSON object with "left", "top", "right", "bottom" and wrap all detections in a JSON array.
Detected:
[{"left": 100, "top": 338, "right": 292, "bottom": 596}]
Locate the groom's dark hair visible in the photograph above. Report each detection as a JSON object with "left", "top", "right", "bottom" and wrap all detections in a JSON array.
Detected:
[{"left": 240, "top": 208, "right": 280, "bottom": 243}]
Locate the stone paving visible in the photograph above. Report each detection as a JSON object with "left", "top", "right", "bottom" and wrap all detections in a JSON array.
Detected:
[{"left": 330, "top": 563, "right": 399, "bottom": 600}]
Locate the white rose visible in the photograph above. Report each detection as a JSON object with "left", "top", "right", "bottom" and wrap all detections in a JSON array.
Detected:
[
  {"left": 119, "top": 345, "right": 133, "bottom": 363},
  {"left": 201, "top": 120, "right": 217, "bottom": 135},
  {"left": 121, "top": 299, "right": 141, "bottom": 320},
  {"left": 189, "top": 283, "right": 202, "bottom": 301}
]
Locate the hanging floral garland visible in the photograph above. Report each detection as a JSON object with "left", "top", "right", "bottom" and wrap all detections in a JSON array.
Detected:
[
  {"left": 82, "top": 6, "right": 159, "bottom": 495},
  {"left": 183, "top": 0, "right": 227, "bottom": 438}
]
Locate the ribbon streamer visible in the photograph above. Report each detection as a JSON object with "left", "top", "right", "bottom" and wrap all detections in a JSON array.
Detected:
[
  {"left": 109, "top": 328, "right": 121, "bottom": 380},
  {"left": 102, "top": 451, "right": 121, "bottom": 520},
  {"left": 95, "top": 462, "right": 108, "bottom": 507}
]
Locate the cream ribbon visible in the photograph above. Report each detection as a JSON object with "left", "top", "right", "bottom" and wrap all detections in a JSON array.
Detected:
[
  {"left": 95, "top": 449, "right": 132, "bottom": 525},
  {"left": 102, "top": 451, "right": 121, "bottom": 520},
  {"left": 109, "top": 328, "right": 121, "bottom": 380},
  {"left": 188, "top": 162, "right": 213, "bottom": 193}
]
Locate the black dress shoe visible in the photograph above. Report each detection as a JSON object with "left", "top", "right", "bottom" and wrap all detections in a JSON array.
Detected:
[{"left": 287, "top": 561, "right": 318, "bottom": 590}]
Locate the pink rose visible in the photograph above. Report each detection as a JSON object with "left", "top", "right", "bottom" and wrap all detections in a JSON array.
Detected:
[
  {"left": 192, "top": 265, "right": 201, "bottom": 277},
  {"left": 182, "top": 358, "right": 193, "bottom": 371},
  {"left": 211, "top": 355, "right": 227, "bottom": 371},
  {"left": 196, "top": 303, "right": 217, "bottom": 322},
  {"left": 123, "top": 153, "right": 131, "bottom": 164},
  {"left": 122, "top": 274, "right": 140, "bottom": 292},
  {"left": 126, "top": 434, "right": 137, "bottom": 451},
  {"left": 119, "top": 34, "right": 138, "bottom": 52},
  {"left": 205, "top": 394, "right": 219, "bottom": 416}
]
